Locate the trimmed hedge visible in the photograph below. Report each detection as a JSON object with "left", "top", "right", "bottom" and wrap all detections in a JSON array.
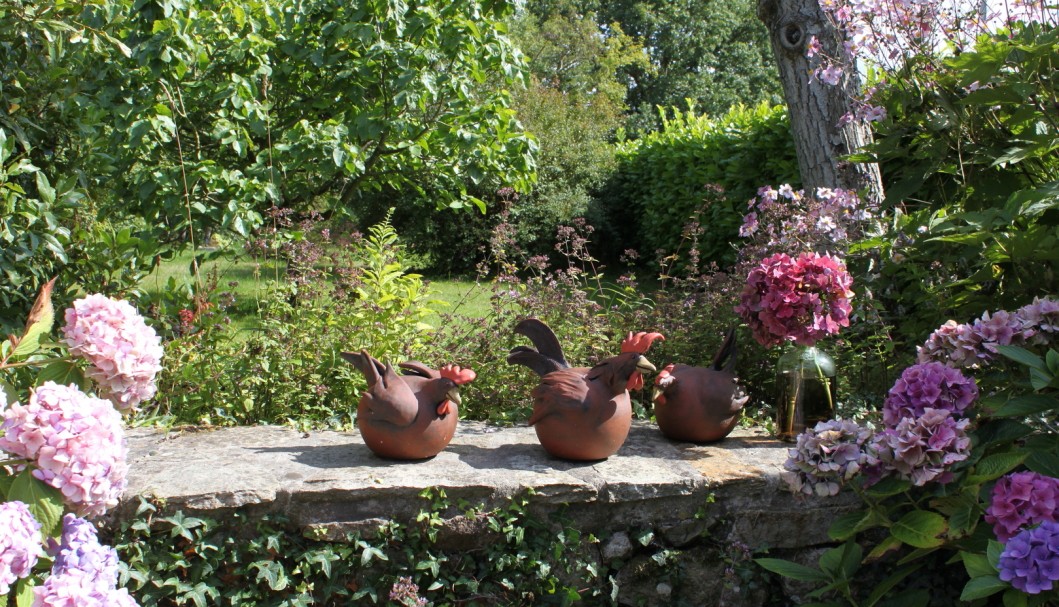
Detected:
[{"left": 600, "top": 103, "right": 799, "bottom": 265}]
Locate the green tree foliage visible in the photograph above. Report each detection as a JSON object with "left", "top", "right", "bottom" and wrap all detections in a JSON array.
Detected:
[
  {"left": 590, "top": 0, "right": 781, "bottom": 132},
  {"left": 601, "top": 103, "right": 798, "bottom": 267}
]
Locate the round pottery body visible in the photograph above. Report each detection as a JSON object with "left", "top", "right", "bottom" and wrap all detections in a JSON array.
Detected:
[
  {"left": 655, "top": 401, "right": 741, "bottom": 443},
  {"left": 533, "top": 394, "right": 632, "bottom": 461},
  {"left": 654, "top": 366, "right": 745, "bottom": 443},
  {"left": 357, "top": 397, "right": 458, "bottom": 460}
]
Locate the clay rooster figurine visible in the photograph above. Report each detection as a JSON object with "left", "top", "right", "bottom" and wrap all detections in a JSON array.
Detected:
[
  {"left": 507, "top": 318, "right": 661, "bottom": 461},
  {"left": 342, "top": 350, "right": 476, "bottom": 460},
  {"left": 651, "top": 328, "right": 749, "bottom": 443}
]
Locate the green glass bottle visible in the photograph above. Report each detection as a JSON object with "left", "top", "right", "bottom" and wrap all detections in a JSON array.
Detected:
[{"left": 775, "top": 345, "right": 837, "bottom": 441}]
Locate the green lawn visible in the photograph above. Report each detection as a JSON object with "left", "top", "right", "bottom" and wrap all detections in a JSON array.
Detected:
[{"left": 141, "top": 248, "right": 494, "bottom": 327}]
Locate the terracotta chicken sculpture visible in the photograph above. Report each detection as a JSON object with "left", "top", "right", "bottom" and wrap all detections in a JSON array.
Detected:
[
  {"left": 651, "top": 328, "right": 749, "bottom": 443},
  {"left": 342, "top": 350, "right": 475, "bottom": 460},
  {"left": 507, "top": 318, "right": 660, "bottom": 461}
]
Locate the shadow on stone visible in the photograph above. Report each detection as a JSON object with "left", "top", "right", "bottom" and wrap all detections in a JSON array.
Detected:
[
  {"left": 447, "top": 442, "right": 601, "bottom": 473},
  {"left": 251, "top": 442, "right": 434, "bottom": 469}
]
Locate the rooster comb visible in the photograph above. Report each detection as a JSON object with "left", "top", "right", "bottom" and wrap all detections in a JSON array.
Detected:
[
  {"left": 621, "top": 331, "right": 665, "bottom": 354},
  {"left": 440, "top": 364, "right": 477, "bottom": 385}
]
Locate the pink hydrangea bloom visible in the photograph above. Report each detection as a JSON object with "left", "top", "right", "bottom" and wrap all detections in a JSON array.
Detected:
[
  {"left": 33, "top": 573, "right": 139, "bottom": 607},
  {"left": 0, "top": 382, "right": 128, "bottom": 518},
  {"left": 61, "top": 294, "right": 164, "bottom": 411},
  {"left": 736, "top": 252, "right": 854, "bottom": 347},
  {"left": 917, "top": 320, "right": 985, "bottom": 368},
  {"left": 985, "top": 471, "right": 1059, "bottom": 542},
  {"left": 882, "top": 362, "right": 978, "bottom": 426},
  {"left": 0, "top": 501, "right": 43, "bottom": 594},
  {"left": 870, "top": 408, "right": 971, "bottom": 486},
  {"left": 918, "top": 298, "right": 1059, "bottom": 368}
]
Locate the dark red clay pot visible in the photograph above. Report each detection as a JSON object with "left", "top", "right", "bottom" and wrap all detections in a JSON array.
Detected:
[{"left": 357, "top": 397, "right": 458, "bottom": 460}]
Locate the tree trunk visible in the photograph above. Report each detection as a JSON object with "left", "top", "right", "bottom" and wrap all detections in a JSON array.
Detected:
[{"left": 757, "top": 0, "right": 883, "bottom": 203}]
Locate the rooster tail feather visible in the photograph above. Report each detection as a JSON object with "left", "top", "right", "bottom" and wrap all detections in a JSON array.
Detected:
[
  {"left": 341, "top": 349, "right": 386, "bottom": 387},
  {"left": 711, "top": 328, "right": 738, "bottom": 374},
  {"left": 507, "top": 349, "right": 566, "bottom": 377},
  {"left": 513, "top": 318, "right": 569, "bottom": 369}
]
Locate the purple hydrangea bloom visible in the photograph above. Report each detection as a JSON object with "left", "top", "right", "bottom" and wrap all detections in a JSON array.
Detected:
[
  {"left": 917, "top": 320, "right": 989, "bottom": 368},
  {"left": 1015, "top": 297, "right": 1059, "bottom": 345},
  {"left": 997, "top": 520, "right": 1059, "bottom": 595},
  {"left": 985, "top": 471, "right": 1059, "bottom": 542},
  {"left": 34, "top": 514, "right": 139, "bottom": 606},
  {"left": 49, "top": 515, "right": 119, "bottom": 582},
  {"left": 870, "top": 408, "right": 971, "bottom": 486},
  {"left": 781, "top": 419, "right": 874, "bottom": 497},
  {"left": 0, "top": 501, "right": 43, "bottom": 594},
  {"left": 882, "top": 362, "right": 977, "bottom": 427}
]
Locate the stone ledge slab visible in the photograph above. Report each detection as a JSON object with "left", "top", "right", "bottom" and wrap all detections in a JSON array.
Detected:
[{"left": 119, "top": 421, "right": 855, "bottom": 550}]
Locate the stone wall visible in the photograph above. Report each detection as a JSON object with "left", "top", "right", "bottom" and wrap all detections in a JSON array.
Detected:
[{"left": 117, "top": 421, "right": 855, "bottom": 605}]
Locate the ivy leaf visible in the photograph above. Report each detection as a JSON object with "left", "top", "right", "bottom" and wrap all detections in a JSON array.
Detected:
[
  {"left": 8, "top": 469, "right": 64, "bottom": 537},
  {"left": 10, "top": 277, "right": 56, "bottom": 359},
  {"left": 890, "top": 511, "right": 947, "bottom": 549},
  {"left": 754, "top": 558, "right": 830, "bottom": 583}
]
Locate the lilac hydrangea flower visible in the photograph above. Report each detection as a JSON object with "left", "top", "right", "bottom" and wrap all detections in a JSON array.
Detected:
[
  {"left": 985, "top": 471, "right": 1059, "bottom": 542},
  {"left": 34, "top": 514, "right": 139, "bottom": 606},
  {"left": 997, "top": 520, "right": 1059, "bottom": 595},
  {"left": 0, "top": 382, "right": 128, "bottom": 517},
  {"left": 1016, "top": 297, "right": 1059, "bottom": 345},
  {"left": 33, "top": 573, "right": 140, "bottom": 607},
  {"left": 0, "top": 501, "right": 43, "bottom": 594},
  {"left": 782, "top": 419, "right": 874, "bottom": 497},
  {"left": 870, "top": 408, "right": 971, "bottom": 486},
  {"left": 61, "top": 294, "right": 164, "bottom": 411},
  {"left": 917, "top": 320, "right": 986, "bottom": 368},
  {"left": 49, "top": 515, "right": 119, "bottom": 581},
  {"left": 882, "top": 362, "right": 978, "bottom": 426}
]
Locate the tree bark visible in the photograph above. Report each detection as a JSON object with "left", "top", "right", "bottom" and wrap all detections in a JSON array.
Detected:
[{"left": 757, "top": 0, "right": 884, "bottom": 203}]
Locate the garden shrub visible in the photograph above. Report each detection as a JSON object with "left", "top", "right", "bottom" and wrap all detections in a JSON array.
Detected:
[
  {"left": 854, "top": 21, "right": 1059, "bottom": 351},
  {"left": 149, "top": 215, "right": 437, "bottom": 427},
  {"left": 599, "top": 102, "right": 799, "bottom": 268}
]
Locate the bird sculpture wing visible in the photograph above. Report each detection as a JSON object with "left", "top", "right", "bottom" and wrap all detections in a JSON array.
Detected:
[
  {"left": 526, "top": 369, "right": 591, "bottom": 426},
  {"left": 710, "top": 327, "right": 738, "bottom": 373},
  {"left": 341, "top": 350, "right": 419, "bottom": 427},
  {"left": 398, "top": 361, "right": 439, "bottom": 379}
]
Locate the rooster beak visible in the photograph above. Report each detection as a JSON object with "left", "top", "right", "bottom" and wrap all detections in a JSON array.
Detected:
[
  {"left": 446, "top": 387, "right": 462, "bottom": 406},
  {"left": 651, "top": 385, "right": 664, "bottom": 403},
  {"left": 636, "top": 356, "right": 656, "bottom": 374}
]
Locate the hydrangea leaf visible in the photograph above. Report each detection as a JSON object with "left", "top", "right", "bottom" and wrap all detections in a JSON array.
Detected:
[
  {"left": 8, "top": 469, "right": 64, "bottom": 537},
  {"left": 890, "top": 510, "right": 948, "bottom": 549},
  {"left": 966, "top": 451, "right": 1028, "bottom": 485},
  {"left": 990, "top": 395, "right": 1058, "bottom": 418},
  {"left": 10, "top": 277, "right": 56, "bottom": 359},
  {"left": 962, "top": 553, "right": 995, "bottom": 579},
  {"left": 753, "top": 558, "right": 830, "bottom": 583},
  {"left": 1025, "top": 452, "right": 1059, "bottom": 478},
  {"left": 959, "top": 575, "right": 1006, "bottom": 601},
  {"left": 14, "top": 578, "right": 35, "bottom": 607},
  {"left": 865, "top": 476, "right": 912, "bottom": 498}
]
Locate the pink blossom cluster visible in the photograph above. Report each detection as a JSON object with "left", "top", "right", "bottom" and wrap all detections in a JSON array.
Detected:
[
  {"left": 917, "top": 298, "right": 1059, "bottom": 368},
  {"left": 0, "top": 382, "right": 129, "bottom": 518},
  {"left": 985, "top": 471, "right": 1059, "bottom": 542},
  {"left": 869, "top": 408, "right": 971, "bottom": 486},
  {"left": 61, "top": 294, "right": 164, "bottom": 411},
  {"left": 739, "top": 185, "right": 874, "bottom": 259},
  {"left": 33, "top": 514, "right": 139, "bottom": 607},
  {"left": 736, "top": 251, "right": 854, "bottom": 347},
  {"left": 807, "top": 1, "right": 1054, "bottom": 125},
  {"left": 781, "top": 419, "right": 874, "bottom": 496},
  {"left": 882, "top": 362, "right": 978, "bottom": 426},
  {"left": 0, "top": 500, "right": 43, "bottom": 594}
]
